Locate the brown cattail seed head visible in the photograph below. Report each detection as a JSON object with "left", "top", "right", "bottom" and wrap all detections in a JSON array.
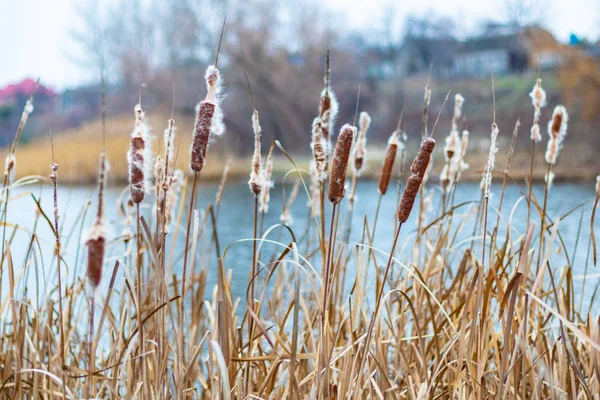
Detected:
[
  {"left": 248, "top": 110, "right": 263, "bottom": 196},
  {"left": 129, "top": 105, "right": 150, "bottom": 204},
  {"left": 545, "top": 105, "right": 568, "bottom": 165},
  {"left": 190, "top": 66, "right": 225, "bottom": 172},
  {"left": 353, "top": 111, "right": 370, "bottom": 175},
  {"left": 596, "top": 175, "right": 600, "bottom": 198},
  {"left": 86, "top": 222, "right": 106, "bottom": 289},
  {"left": 397, "top": 137, "right": 435, "bottom": 222},
  {"left": 318, "top": 88, "right": 339, "bottom": 153},
  {"left": 191, "top": 101, "right": 215, "bottom": 172},
  {"left": 328, "top": 124, "right": 356, "bottom": 204},
  {"left": 378, "top": 130, "right": 399, "bottom": 195},
  {"left": 311, "top": 118, "right": 327, "bottom": 181}
]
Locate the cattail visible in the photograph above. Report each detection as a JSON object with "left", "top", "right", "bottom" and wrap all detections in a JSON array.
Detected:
[
  {"left": 595, "top": 175, "right": 600, "bottom": 198},
  {"left": 397, "top": 137, "right": 435, "bottom": 222},
  {"left": 164, "top": 170, "right": 184, "bottom": 233},
  {"left": 483, "top": 123, "right": 499, "bottom": 199},
  {"left": 452, "top": 94, "right": 464, "bottom": 131},
  {"left": 86, "top": 153, "right": 108, "bottom": 289},
  {"left": 50, "top": 163, "right": 60, "bottom": 236},
  {"left": 191, "top": 66, "right": 225, "bottom": 172},
  {"left": 352, "top": 111, "right": 371, "bottom": 175},
  {"left": 154, "top": 156, "right": 165, "bottom": 188},
  {"left": 128, "top": 105, "right": 152, "bottom": 203},
  {"left": 4, "top": 99, "right": 34, "bottom": 179},
  {"left": 545, "top": 105, "right": 568, "bottom": 165},
  {"left": 311, "top": 118, "right": 327, "bottom": 181},
  {"left": 529, "top": 78, "right": 546, "bottom": 142},
  {"left": 318, "top": 88, "right": 339, "bottom": 154},
  {"left": 260, "top": 148, "right": 273, "bottom": 213},
  {"left": 248, "top": 110, "right": 263, "bottom": 196},
  {"left": 86, "top": 224, "right": 106, "bottom": 288},
  {"left": 328, "top": 124, "right": 356, "bottom": 204},
  {"left": 378, "top": 130, "right": 399, "bottom": 195},
  {"left": 162, "top": 118, "right": 176, "bottom": 179}
]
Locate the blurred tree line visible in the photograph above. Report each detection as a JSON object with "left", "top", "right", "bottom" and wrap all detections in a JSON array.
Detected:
[{"left": 67, "top": 0, "right": 599, "bottom": 157}]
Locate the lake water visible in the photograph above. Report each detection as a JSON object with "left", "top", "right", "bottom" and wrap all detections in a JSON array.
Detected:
[{"left": 3, "top": 178, "right": 599, "bottom": 313}]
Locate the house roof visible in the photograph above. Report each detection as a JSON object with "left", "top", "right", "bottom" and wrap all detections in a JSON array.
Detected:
[
  {"left": 460, "top": 33, "right": 522, "bottom": 53},
  {"left": 0, "top": 79, "right": 56, "bottom": 103}
]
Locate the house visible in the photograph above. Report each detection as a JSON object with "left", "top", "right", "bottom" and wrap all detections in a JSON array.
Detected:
[
  {"left": 452, "top": 25, "right": 529, "bottom": 78},
  {"left": 397, "top": 36, "right": 459, "bottom": 79}
]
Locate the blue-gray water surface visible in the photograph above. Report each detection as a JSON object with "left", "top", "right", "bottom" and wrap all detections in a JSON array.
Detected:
[{"left": 4, "top": 178, "right": 599, "bottom": 315}]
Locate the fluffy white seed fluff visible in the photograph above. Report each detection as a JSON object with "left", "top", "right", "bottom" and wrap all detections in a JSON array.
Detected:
[
  {"left": 352, "top": 111, "right": 371, "bottom": 175},
  {"left": 484, "top": 124, "right": 499, "bottom": 199},
  {"left": 452, "top": 94, "right": 465, "bottom": 130},
  {"left": 424, "top": 85, "right": 431, "bottom": 107},
  {"left": 164, "top": 169, "right": 184, "bottom": 233},
  {"left": 248, "top": 110, "right": 263, "bottom": 195},
  {"left": 204, "top": 65, "right": 225, "bottom": 138},
  {"left": 444, "top": 129, "right": 460, "bottom": 162},
  {"left": 163, "top": 119, "right": 176, "bottom": 168},
  {"left": 545, "top": 170, "right": 555, "bottom": 189},
  {"left": 320, "top": 88, "right": 339, "bottom": 135},
  {"left": 260, "top": 151, "right": 274, "bottom": 213},
  {"left": 128, "top": 104, "right": 153, "bottom": 200},
  {"left": 310, "top": 118, "right": 327, "bottom": 181},
  {"left": 596, "top": 175, "right": 600, "bottom": 197},
  {"left": 529, "top": 79, "right": 546, "bottom": 142},
  {"left": 545, "top": 105, "right": 568, "bottom": 164}
]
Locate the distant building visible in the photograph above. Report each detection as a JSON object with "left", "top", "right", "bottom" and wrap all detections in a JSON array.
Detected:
[
  {"left": 453, "top": 27, "right": 528, "bottom": 77},
  {"left": 397, "top": 36, "right": 459, "bottom": 79},
  {"left": 396, "top": 25, "right": 568, "bottom": 79}
]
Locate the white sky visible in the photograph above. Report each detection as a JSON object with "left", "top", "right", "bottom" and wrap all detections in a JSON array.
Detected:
[{"left": 1, "top": 0, "right": 598, "bottom": 90}]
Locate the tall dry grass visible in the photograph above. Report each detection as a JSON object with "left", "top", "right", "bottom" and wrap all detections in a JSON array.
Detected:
[{"left": 0, "top": 55, "right": 598, "bottom": 400}]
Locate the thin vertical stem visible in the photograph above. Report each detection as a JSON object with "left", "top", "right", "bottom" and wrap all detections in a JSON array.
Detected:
[
  {"left": 527, "top": 141, "right": 536, "bottom": 228},
  {"left": 136, "top": 203, "right": 147, "bottom": 399},
  {"left": 537, "top": 163, "right": 551, "bottom": 272}
]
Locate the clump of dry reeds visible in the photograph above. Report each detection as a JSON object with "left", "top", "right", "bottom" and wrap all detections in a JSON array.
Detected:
[{"left": 1, "top": 45, "right": 599, "bottom": 400}]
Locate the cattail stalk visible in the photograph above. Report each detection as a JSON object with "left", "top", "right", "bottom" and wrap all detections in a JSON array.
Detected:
[
  {"left": 0, "top": 93, "right": 36, "bottom": 306},
  {"left": 344, "top": 112, "right": 371, "bottom": 242},
  {"left": 538, "top": 105, "right": 568, "bottom": 271},
  {"left": 319, "top": 124, "right": 355, "bottom": 394},
  {"left": 494, "top": 120, "right": 520, "bottom": 235},
  {"left": 355, "top": 136, "right": 435, "bottom": 396},
  {"left": 367, "top": 129, "right": 400, "bottom": 257},
  {"left": 183, "top": 64, "right": 225, "bottom": 306},
  {"left": 526, "top": 79, "right": 546, "bottom": 226}
]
